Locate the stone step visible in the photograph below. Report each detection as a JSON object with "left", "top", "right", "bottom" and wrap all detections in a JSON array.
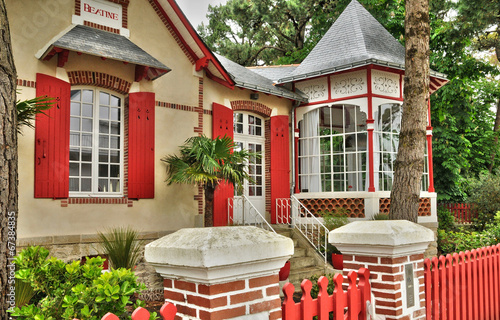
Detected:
[
  {"left": 293, "top": 247, "right": 307, "bottom": 258},
  {"left": 288, "top": 266, "right": 326, "bottom": 291},
  {"left": 290, "top": 256, "right": 316, "bottom": 269}
]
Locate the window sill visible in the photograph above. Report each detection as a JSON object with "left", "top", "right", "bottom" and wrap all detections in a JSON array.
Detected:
[{"left": 61, "top": 197, "right": 133, "bottom": 207}]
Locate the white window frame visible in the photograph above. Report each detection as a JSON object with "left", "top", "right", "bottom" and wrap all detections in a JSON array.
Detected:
[{"left": 69, "top": 87, "right": 124, "bottom": 197}]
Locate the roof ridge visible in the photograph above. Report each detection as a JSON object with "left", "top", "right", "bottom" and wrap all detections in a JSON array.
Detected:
[{"left": 247, "top": 64, "right": 300, "bottom": 69}]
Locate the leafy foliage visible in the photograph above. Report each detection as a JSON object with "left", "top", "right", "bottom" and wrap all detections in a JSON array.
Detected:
[
  {"left": 465, "top": 172, "right": 500, "bottom": 230},
  {"left": 437, "top": 206, "right": 456, "bottom": 232},
  {"left": 162, "top": 135, "right": 256, "bottom": 226},
  {"left": 16, "top": 95, "right": 54, "bottom": 133},
  {"left": 98, "top": 226, "right": 144, "bottom": 270},
  {"left": 10, "top": 246, "right": 149, "bottom": 320},
  {"left": 308, "top": 274, "right": 336, "bottom": 299}
]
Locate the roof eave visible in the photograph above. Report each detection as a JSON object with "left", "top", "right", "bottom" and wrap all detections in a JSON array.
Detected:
[
  {"left": 234, "top": 81, "right": 308, "bottom": 102},
  {"left": 277, "top": 59, "right": 448, "bottom": 84}
]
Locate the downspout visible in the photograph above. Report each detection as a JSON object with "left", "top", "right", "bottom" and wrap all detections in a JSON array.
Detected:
[{"left": 290, "top": 100, "right": 301, "bottom": 196}]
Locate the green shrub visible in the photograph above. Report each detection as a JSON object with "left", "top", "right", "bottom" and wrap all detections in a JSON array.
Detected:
[
  {"left": 9, "top": 246, "right": 150, "bottom": 320},
  {"left": 437, "top": 206, "right": 456, "bottom": 231},
  {"left": 466, "top": 172, "right": 500, "bottom": 230},
  {"left": 98, "top": 226, "right": 144, "bottom": 269},
  {"left": 372, "top": 212, "right": 390, "bottom": 220},
  {"left": 319, "top": 209, "right": 350, "bottom": 259},
  {"left": 308, "top": 274, "right": 336, "bottom": 299},
  {"left": 15, "top": 278, "right": 35, "bottom": 307}
]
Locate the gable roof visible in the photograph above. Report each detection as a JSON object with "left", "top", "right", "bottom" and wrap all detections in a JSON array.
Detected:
[
  {"left": 278, "top": 0, "right": 446, "bottom": 85},
  {"left": 216, "top": 54, "right": 307, "bottom": 102},
  {"left": 247, "top": 65, "right": 299, "bottom": 82}
]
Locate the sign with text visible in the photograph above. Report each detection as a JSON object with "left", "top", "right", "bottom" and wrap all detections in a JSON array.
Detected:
[{"left": 81, "top": 0, "right": 122, "bottom": 29}]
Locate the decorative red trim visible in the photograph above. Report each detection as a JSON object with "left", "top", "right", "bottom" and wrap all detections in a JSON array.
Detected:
[
  {"left": 371, "top": 64, "right": 405, "bottom": 75},
  {"left": 427, "top": 100, "right": 435, "bottom": 192},
  {"left": 62, "top": 198, "right": 131, "bottom": 206},
  {"left": 265, "top": 119, "right": 271, "bottom": 215},
  {"left": 196, "top": 57, "right": 211, "bottom": 72},
  {"left": 67, "top": 71, "right": 131, "bottom": 95},
  {"left": 58, "top": 50, "right": 70, "bottom": 68},
  {"left": 16, "top": 79, "right": 36, "bottom": 88},
  {"left": 327, "top": 75, "right": 332, "bottom": 101},
  {"left": 294, "top": 66, "right": 370, "bottom": 85},
  {"left": 206, "top": 70, "right": 234, "bottom": 89},
  {"left": 230, "top": 101, "right": 272, "bottom": 117},
  {"left": 400, "top": 74, "right": 403, "bottom": 99},
  {"left": 299, "top": 93, "right": 369, "bottom": 107},
  {"left": 367, "top": 66, "right": 375, "bottom": 192},
  {"left": 156, "top": 101, "right": 197, "bottom": 112},
  {"left": 83, "top": 21, "right": 120, "bottom": 34},
  {"left": 372, "top": 94, "right": 404, "bottom": 102}
]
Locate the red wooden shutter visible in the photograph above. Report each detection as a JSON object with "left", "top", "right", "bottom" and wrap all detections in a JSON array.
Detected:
[
  {"left": 270, "top": 115, "right": 290, "bottom": 224},
  {"left": 34, "top": 73, "right": 70, "bottom": 198},
  {"left": 128, "top": 92, "right": 155, "bottom": 199},
  {"left": 212, "top": 103, "right": 234, "bottom": 226}
]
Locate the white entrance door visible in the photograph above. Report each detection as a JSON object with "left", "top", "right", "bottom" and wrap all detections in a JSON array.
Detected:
[{"left": 234, "top": 112, "right": 266, "bottom": 223}]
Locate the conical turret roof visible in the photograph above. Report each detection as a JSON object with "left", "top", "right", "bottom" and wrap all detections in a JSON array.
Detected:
[{"left": 278, "top": 0, "right": 405, "bottom": 83}]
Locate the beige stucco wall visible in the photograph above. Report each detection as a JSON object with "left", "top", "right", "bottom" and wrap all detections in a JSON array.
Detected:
[{"left": 8, "top": 0, "right": 296, "bottom": 242}]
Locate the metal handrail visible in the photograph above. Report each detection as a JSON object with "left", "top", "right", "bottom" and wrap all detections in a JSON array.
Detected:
[
  {"left": 228, "top": 196, "right": 276, "bottom": 233},
  {"left": 289, "top": 195, "right": 329, "bottom": 263}
]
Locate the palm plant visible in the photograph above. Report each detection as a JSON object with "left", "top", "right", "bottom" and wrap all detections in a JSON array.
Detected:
[
  {"left": 16, "top": 95, "right": 54, "bottom": 133},
  {"left": 97, "top": 226, "right": 144, "bottom": 269},
  {"left": 162, "top": 135, "right": 255, "bottom": 227}
]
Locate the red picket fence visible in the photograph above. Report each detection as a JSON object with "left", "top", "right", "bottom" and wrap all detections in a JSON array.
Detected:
[
  {"left": 424, "top": 244, "right": 500, "bottom": 320},
  {"left": 282, "top": 268, "right": 371, "bottom": 320},
  {"left": 82, "top": 303, "right": 177, "bottom": 320},
  {"left": 439, "top": 203, "right": 477, "bottom": 224}
]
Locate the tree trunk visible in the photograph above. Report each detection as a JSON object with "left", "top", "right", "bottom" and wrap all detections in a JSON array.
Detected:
[
  {"left": 389, "top": 0, "right": 429, "bottom": 222},
  {"left": 488, "top": 98, "right": 500, "bottom": 172},
  {"left": 0, "top": 0, "right": 18, "bottom": 317},
  {"left": 204, "top": 184, "right": 216, "bottom": 227}
]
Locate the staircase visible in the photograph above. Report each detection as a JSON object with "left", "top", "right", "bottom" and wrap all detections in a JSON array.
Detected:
[{"left": 274, "top": 225, "right": 337, "bottom": 291}]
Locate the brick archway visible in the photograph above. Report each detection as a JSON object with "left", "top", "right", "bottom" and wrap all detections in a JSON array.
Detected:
[
  {"left": 67, "top": 71, "right": 131, "bottom": 95},
  {"left": 230, "top": 100, "right": 272, "bottom": 117}
]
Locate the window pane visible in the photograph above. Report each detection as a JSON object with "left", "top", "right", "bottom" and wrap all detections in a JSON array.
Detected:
[
  {"left": 110, "top": 151, "right": 120, "bottom": 163},
  {"left": 235, "top": 123, "right": 243, "bottom": 133},
  {"left": 81, "top": 179, "right": 91, "bottom": 191},
  {"left": 71, "top": 90, "right": 81, "bottom": 101},
  {"left": 110, "top": 165, "right": 120, "bottom": 178},
  {"left": 99, "top": 164, "right": 108, "bottom": 177},
  {"left": 71, "top": 102, "right": 80, "bottom": 116},
  {"left": 81, "top": 148, "right": 92, "bottom": 161},
  {"left": 110, "top": 180, "right": 120, "bottom": 192},
  {"left": 82, "top": 90, "right": 93, "bottom": 103},
  {"left": 256, "top": 187, "right": 262, "bottom": 196},
  {"left": 70, "top": 133, "right": 80, "bottom": 146},
  {"left": 70, "top": 148, "right": 79, "bottom": 161},
  {"left": 110, "top": 136, "right": 119, "bottom": 149},
  {"left": 82, "top": 104, "right": 93, "bottom": 117},
  {"left": 110, "top": 95, "right": 120, "bottom": 107},
  {"left": 100, "top": 106, "right": 109, "bottom": 120},
  {"left": 99, "top": 135, "right": 109, "bottom": 148},
  {"left": 100, "top": 92, "right": 110, "bottom": 105},
  {"left": 70, "top": 117, "right": 80, "bottom": 131},
  {"left": 256, "top": 126, "right": 262, "bottom": 136},
  {"left": 81, "top": 163, "right": 92, "bottom": 176},
  {"left": 82, "top": 134, "right": 92, "bottom": 147},
  {"left": 99, "top": 121, "right": 109, "bottom": 133},
  {"left": 99, "top": 150, "right": 109, "bottom": 162},
  {"left": 82, "top": 119, "right": 92, "bottom": 132},
  {"left": 98, "top": 179, "right": 108, "bottom": 192},
  {"left": 70, "top": 163, "right": 79, "bottom": 176},
  {"left": 69, "top": 178, "right": 79, "bottom": 191},
  {"left": 110, "top": 108, "right": 120, "bottom": 121},
  {"left": 110, "top": 122, "right": 120, "bottom": 134}
]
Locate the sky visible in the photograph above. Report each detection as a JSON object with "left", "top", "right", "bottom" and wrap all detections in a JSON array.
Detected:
[{"left": 176, "top": 0, "right": 228, "bottom": 29}]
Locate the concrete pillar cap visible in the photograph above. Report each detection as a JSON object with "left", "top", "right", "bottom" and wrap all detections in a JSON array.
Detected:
[{"left": 329, "top": 220, "right": 434, "bottom": 257}]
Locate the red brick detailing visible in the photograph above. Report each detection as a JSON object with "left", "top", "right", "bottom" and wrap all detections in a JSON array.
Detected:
[
  {"left": 380, "top": 256, "right": 409, "bottom": 265},
  {"left": 67, "top": 71, "right": 131, "bottom": 95},
  {"left": 147, "top": 0, "right": 196, "bottom": 64},
  {"left": 16, "top": 79, "right": 36, "bottom": 88},
  {"left": 176, "top": 304, "right": 197, "bottom": 318},
  {"left": 371, "top": 290, "right": 402, "bottom": 300},
  {"left": 342, "top": 254, "right": 353, "bottom": 261},
  {"left": 250, "top": 298, "right": 281, "bottom": 314},
  {"left": 379, "top": 198, "right": 432, "bottom": 216},
  {"left": 410, "top": 253, "right": 424, "bottom": 261},
  {"left": 61, "top": 198, "right": 130, "bottom": 206},
  {"left": 368, "top": 265, "right": 400, "bottom": 274},
  {"left": 342, "top": 262, "right": 365, "bottom": 271},
  {"left": 375, "top": 307, "right": 403, "bottom": 316},
  {"left": 381, "top": 274, "right": 404, "bottom": 282},
  {"left": 299, "top": 198, "right": 365, "bottom": 218},
  {"left": 355, "top": 256, "right": 378, "bottom": 263},
  {"left": 198, "top": 280, "right": 246, "bottom": 295},
  {"left": 83, "top": 21, "right": 120, "bottom": 34},
  {"left": 164, "top": 290, "right": 185, "bottom": 302},
  {"left": 196, "top": 78, "right": 204, "bottom": 214},
  {"left": 230, "top": 290, "right": 263, "bottom": 305},
  {"left": 230, "top": 100, "right": 272, "bottom": 117},
  {"left": 269, "top": 310, "right": 282, "bottom": 320},
  {"left": 156, "top": 101, "right": 197, "bottom": 112},
  {"left": 249, "top": 275, "right": 278, "bottom": 288},
  {"left": 371, "top": 282, "right": 401, "bottom": 291},
  {"left": 187, "top": 295, "right": 227, "bottom": 309},
  {"left": 75, "top": 0, "right": 81, "bottom": 15},
  {"left": 266, "top": 285, "right": 280, "bottom": 296},
  {"left": 413, "top": 308, "right": 425, "bottom": 318},
  {"left": 174, "top": 280, "right": 196, "bottom": 292},
  {"left": 375, "top": 299, "right": 403, "bottom": 308},
  {"left": 199, "top": 306, "right": 246, "bottom": 320},
  {"left": 163, "top": 279, "right": 172, "bottom": 288}
]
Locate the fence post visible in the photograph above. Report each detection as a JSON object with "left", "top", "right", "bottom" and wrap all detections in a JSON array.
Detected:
[
  {"left": 145, "top": 226, "right": 294, "bottom": 320},
  {"left": 330, "top": 221, "right": 434, "bottom": 320}
]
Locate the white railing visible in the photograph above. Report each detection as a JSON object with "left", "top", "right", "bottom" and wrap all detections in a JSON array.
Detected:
[
  {"left": 276, "top": 196, "right": 329, "bottom": 263},
  {"left": 228, "top": 196, "right": 276, "bottom": 233}
]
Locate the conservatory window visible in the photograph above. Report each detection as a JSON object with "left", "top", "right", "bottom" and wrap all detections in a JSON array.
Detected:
[
  {"left": 69, "top": 88, "right": 123, "bottom": 195},
  {"left": 299, "top": 104, "right": 368, "bottom": 192},
  {"left": 374, "top": 103, "right": 429, "bottom": 191}
]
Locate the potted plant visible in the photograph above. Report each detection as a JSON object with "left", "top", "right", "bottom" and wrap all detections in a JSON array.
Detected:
[{"left": 320, "top": 208, "right": 350, "bottom": 270}]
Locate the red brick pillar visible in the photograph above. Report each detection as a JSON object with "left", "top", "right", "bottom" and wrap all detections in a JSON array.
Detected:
[
  {"left": 330, "top": 221, "right": 434, "bottom": 320},
  {"left": 145, "top": 226, "right": 293, "bottom": 320}
]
